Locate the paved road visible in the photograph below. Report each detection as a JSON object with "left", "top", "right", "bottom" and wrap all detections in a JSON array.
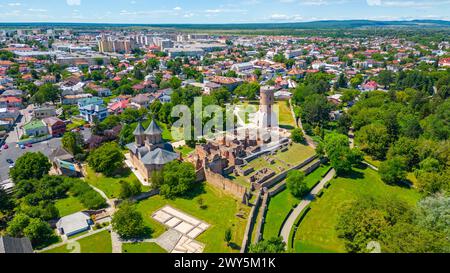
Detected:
[{"left": 279, "top": 168, "right": 336, "bottom": 244}]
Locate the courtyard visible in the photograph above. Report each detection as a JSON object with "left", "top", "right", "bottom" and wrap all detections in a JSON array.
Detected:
[{"left": 135, "top": 183, "right": 250, "bottom": 253}]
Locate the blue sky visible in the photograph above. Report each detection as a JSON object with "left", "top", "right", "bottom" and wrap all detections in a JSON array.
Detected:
[{"left": 0, "top": 0, "right": 449, "bottom": 24}]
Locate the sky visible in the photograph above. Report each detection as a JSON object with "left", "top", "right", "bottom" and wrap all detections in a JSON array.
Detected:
[{"left": 0, "top": 0, "right": 449, "bottom": 24}]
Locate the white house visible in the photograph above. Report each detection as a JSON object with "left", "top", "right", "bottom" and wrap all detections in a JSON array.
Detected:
[{"left": 56, "top": 212, "right": 92, "bottom": 237}]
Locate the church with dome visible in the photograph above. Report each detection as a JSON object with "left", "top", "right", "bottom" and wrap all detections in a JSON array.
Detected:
[{"left": 126, "top": 119, "right": 180, "bottom": 182}]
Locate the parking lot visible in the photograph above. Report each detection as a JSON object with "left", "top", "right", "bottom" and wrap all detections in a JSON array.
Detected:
[
  {"left": 0, "top": 118, "right": 92, "bottom": 182},
  {"left": 0, "top": 137, "right": 62, "bottom": 181}
]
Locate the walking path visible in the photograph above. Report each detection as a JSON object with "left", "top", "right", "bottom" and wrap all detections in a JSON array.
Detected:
[
  {"left": 124, "top": 153, "right": 150, "bottom": 186},
  {"left": 288, "top": 99, "right": 299, "bottom": 129},
  {"left": 83, "top": 176, "right": 122, "bottom": 253},
  {"left": 297, "top": 116, "right": 317, "bottom": 149},
  {"left": 110, "top": 230, "right": 123, "bottom": 253},
  {"left": 279, "top": 168, "right": 336, "bottom": 244}
]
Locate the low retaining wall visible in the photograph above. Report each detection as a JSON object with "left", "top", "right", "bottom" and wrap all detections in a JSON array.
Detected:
[
  {"left": 17, "top": 135, "right": 52, "bottom": 145},
  {"left": 240, "top": 190, "right": 262, "bottom": 253},
  {"left": 260, "top": 155, "right": 317, "bottom": 189},
  {"left": 253, "top": 191, "right": 269, "bottom": 244},
  {"left": 204, "top": 168, "right": 248, "bottom": 203}
]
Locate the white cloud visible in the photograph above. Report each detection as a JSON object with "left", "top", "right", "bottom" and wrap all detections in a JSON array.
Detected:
[
  {"left": 173, "top": 6, "right": 182, "bottom": 11},
  {"left": 66, "top": 0, "right": 81, "bottom": 6},
  {"left": 28, "top": 8, "right": 47, "bottom": 12},
  {"left": 204, "top": 8, "right": 246, "bottom": 13},
  {"left": 8, "top": 2, "right": 22, "bottom": 6},
  {"left": 268, "top": 13, "right": 303, "bottom": 21},
  {"left": 366, "top": 0, "right": 450, "bottom": 8}
]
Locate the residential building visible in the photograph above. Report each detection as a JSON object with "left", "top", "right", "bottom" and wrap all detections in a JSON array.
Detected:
[
  {"left": 23, "top": 119, "right": 48, "bottom": 137},
  {"left": 131, "top": 94, "right": 151, "bottom": 109},
  {"left": 79, "top": 104, "right": 108, "bottom": 122},
  {"left": 0, "top": 236, "right": 33, "bottom": 253},
  {"left": 42, "top": 117, "right": 66, "bottom": 137},
  {"left": 33, "top": 106, "right": 56, "bottom": 119},
  {"left": 56, "top": 212, "right": 93, "bottom": 237}
]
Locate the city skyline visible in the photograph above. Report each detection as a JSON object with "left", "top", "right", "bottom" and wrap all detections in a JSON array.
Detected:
[{"left": 0, "top": 0, "right": 449, "bottom": 24}]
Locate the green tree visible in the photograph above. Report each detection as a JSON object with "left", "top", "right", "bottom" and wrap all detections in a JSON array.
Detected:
[
  {"left": 224, "top": 228, "right": 232, "bottom": 247},
  {"left": 119, "top": 180, "right": 142, "bottom": 200},
  {"left": 10, "top": 152, "right": 51, "bottom": 182},
  {"left": 382, "top": 222, "right": 448, "bottom": 253},
  {"left": 336, "top": 197, "right": 391, "bottom": 253},
  {"left": 291, "top": 128, "right": 305, "bottom": 143},
  {"left": 249, "top": 237, "right": 286, "bottom": 253},
  {"left": 301, "top": 94, "right": 332, "bottom": 126},
  {"left": 386, "top": 137, "right": 419, "bottom": 171},
  {"left": 87, "top": 142, "right": 125, "bottom": 176},
  {"left": 286, "top": 170, "right": 308, "bottom": 198},
  {"left": 377, "top": 70, "right": 394, "bottom": 89},
  {"left": 62, "top": 131, "right": 84, "bottom": 155},
  {"left": 31, "top": 83, "right": 60, "bottom": 104},
  {"left": 7, "top": 213, "right": 31, "bottom": 237},
  {"left": 159, "top": 161, "right": 196, "bottom": 199},
  {"left": 356, "top": 123, "right": 390, "bottom": 159},
  {"left": 379, "top": 156, "right": 407, "bottom": 185},
  {"left": 112, "top": 201, "right": 147, "bottom": 239},
  {"left": 234, "top": 82, "right": 260, "bottom": 100},
  {"left": 0, "top": 188, "right": 13, "bottom": 212},
  {"left": 324, "top": 133, "right": 361, "bottom": 175},
  {"left": 23, "top": 218, "right": 55, "bottom": 247}
]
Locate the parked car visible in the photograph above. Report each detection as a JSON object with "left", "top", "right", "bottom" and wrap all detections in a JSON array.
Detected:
[
  {"left": 26, "top": 143, "right": 32, "bottom": 148},
  {"left": 2, "top": 144, "right": 8, "bottom": 149},
  {"left": 6, "top": 159, "right": 14, "bottom": 164},
  {"left": 20, "top": 144, "right": 25, "bottom": 149}
]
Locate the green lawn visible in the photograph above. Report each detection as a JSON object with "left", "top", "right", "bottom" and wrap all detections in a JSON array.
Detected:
[
  {"left": 135, "top": 183, "right": 250, "bottom": 253},
  {"left": 275, "top": 101, "right": 296, "bottom": 130},
  {"left": 175, "top": 145, "right": 195, "bottom": 157},
  {"left": 67, "top": 119, "right": 86, "bottom": 131},
  {"left": 262, "top": 164, "right": 330, "bottom": 240},
  {"left": 43, "top": 230, "right": 112, "bottom": 253},
  {"left": 303, "top": 164, "right": 331, "bottom": 189},
  {"left": 84, "top": 166, "right": 142, "bottom": 199},
  {"left": 364, "top": 156, "right": 382, "bottom": 168},
  {"left": 55, "top": 196, "right": 85, "bottom": 217},
  {"left": 227, "top": 143, "right": 315, "bottom": 189},
  {"left": 263, "top": 189, "right": 299, "bottom": 239},
  {"left": 122, "top": 242, "right": 167, "bottom": 253},
  {"left": 293, "top": 166, "right": 421, "bottom": 253},
  {"left": 274, "top": 143, "right": 316, "bottom": 166}
]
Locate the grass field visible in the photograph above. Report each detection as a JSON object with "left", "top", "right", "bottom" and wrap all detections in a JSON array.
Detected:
[
  {"left": 55, "top": 196, "right": 85, "bottom": 217},
  {"left": 262, "top": 189, "right": 299, "bottom": 239},
  {"left": 84, "top": 166, "right": 146, "bottom": 199},
  {"left": 122, "top": 242, "right": 167, "bottom": 253},
  {"left": 262, "top": 164, "right": 331, "bottom": 240},
  {"left": 135, "top": 183, "right": 250, "bottom": 253},
  {"left": 66, "top": 118, "right": 86, "bottom": 131},
  {"left": 43, "top": 230, "right": 112, "bottom": 253},
  {"left": 274, "top": 143, "right": 316, "bottom": 166},
  {"left": 275, "top": 101, "right": 297, "bottom": 130},
  {"left": 175, "top": 145, "right": 195, "bottom": 157},
  {"left": 293, "top": 166, "right": 421, "bottom": 253}
]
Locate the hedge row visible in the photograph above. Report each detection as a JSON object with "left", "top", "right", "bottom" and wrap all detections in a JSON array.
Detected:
[{"left": 70, "top": 180, "right": 107, "bottom": 210}]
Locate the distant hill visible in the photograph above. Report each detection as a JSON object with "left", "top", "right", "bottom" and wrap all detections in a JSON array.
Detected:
[{"left": 0, "top": 20, "right": 449, "bottom": 30}]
